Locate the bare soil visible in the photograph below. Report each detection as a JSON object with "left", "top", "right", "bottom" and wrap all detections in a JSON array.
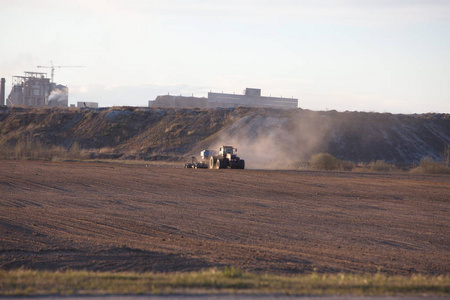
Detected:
[{"left": 0, "top": 160, "right": 449, "bottom": 275}]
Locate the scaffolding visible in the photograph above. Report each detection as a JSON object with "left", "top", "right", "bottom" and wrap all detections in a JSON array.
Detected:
[
  {"left": 6, "top": 71, "right": 68, "bottom": 107},
  {"left": 7, "top": 72, "right": 51, "bottom": 106}
]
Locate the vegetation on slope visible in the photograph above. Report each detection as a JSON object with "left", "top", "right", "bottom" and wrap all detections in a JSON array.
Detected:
[
  {"left": 410, "top": 156, "right": 450, "bottom": 174},
  {"left": 309, "top": 153, "right": 355, "bottom": 171},
  {"left": 0, "top": 106, "right": 449, "bottom": 167}
]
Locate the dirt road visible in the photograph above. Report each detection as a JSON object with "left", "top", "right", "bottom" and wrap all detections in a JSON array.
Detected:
[{"left": 0, "top": 161, "right": 449, "bottom": 274}]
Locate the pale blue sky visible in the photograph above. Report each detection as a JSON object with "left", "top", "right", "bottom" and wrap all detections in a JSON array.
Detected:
[{"left": 1, "top": 0, "right": 449, "bottom": 113}]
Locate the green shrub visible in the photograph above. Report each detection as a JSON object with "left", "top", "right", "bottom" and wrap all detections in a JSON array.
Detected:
[
  {"left": 338, "top": 160, "right": 355, "bottom": 171},
  {"left": 410, "top": 156, "right": 450, "bottom": 174},
  {"left": 310, "top": 153, "right": 338, "bottom": 170},
  {"left": 369, "top": 160, "right": 393, "bottom": 172},
  {"left": 310, "top": 153, "right": 354, "bottom": 171}
]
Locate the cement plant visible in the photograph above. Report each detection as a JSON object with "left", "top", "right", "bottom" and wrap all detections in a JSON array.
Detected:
[
  {"left": 0, "top": 63, "right": 95, "bottom": 109},
  {"left": 1, "top": 73, "right": 297, "bottom": 111}
]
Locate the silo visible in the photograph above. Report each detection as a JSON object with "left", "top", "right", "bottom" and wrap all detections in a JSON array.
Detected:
[{"left": 0, "top": 78, "right": 5, "bottom": 105}]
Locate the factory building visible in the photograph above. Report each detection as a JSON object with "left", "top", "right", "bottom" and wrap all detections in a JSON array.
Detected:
[
  {"left": 208, "top": 88, "right": 298, "bottom": 109},
  {"left": 6, "top": 72, "right": 68, "bottom": 107},
  {"left": 150, "top": 95, "right": 208, "bottom": 108},
  {"left": 149, "top": 88, "right": 298, "bottom": 109}
]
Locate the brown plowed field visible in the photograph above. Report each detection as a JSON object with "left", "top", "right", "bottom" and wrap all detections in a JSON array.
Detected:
[{"left": 0, "top": 161, "right": 449, "bottom": 275}]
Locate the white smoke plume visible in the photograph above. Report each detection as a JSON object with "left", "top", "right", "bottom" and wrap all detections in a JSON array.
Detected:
[{"left": 48, "top": 86, "right": 69, "bottom": 106}]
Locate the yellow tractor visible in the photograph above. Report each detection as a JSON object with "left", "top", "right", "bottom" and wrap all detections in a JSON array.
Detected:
[{"left": 208, "top": 146, "right": 245, "bottom": 169}]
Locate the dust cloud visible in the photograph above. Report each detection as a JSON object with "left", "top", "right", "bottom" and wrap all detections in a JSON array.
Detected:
[{"left": 209, "top": 111, "right": 331, "bottom": 169}]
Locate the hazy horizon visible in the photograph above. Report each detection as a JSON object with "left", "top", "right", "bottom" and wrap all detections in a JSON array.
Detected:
[{"left": 1, "top": 0, "right": 449, "bottom": 113}]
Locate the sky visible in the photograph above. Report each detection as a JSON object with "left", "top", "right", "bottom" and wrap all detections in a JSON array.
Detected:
[{"left": 1, "top": 0, "right": 449, "bottom": 113}]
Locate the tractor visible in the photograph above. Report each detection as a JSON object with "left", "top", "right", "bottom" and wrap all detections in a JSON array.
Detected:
[
  {"left": 184, "top": 146, "right": 245, "bottom": 169},
  {"left": 208, "top": 146, "right": 245, "bottom": 169}
]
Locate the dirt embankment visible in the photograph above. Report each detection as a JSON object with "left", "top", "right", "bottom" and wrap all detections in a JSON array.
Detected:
[
  {"left": 0, "top": 106, "right": 449, "bottom": 167},
  {"left": 0, "top": 161, "right": 449, "bottom": 274}
]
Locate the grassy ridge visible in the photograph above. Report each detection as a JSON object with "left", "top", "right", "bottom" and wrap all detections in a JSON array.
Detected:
[
  {"left": 1, "top": 106, "right": 449, "bottom": 165},
  {"left": 1, "top": 268, "right": 448, "bottom": 296}
]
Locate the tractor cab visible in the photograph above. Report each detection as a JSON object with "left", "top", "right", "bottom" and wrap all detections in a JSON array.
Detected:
[{"left": 219, "top": 146, "right": 236, "bottom": 158}]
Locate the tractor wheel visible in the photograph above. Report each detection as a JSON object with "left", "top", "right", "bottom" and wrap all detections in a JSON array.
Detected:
[
  {"left": 239, "top": 160, "right": 245, "bottom": 169},
  {"left": 223, "top": 158, "right": 229, "bottom": 169},
  {"left": 209, "top": 156, "right": 215, "bottom": 169},
  {"left": 216, "top": 159, "right": 223, "bottom": 169}
]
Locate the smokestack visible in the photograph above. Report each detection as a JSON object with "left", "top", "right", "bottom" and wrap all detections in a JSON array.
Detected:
[{"left": 0, "top": 78, "right": 5, "bottom": 106}]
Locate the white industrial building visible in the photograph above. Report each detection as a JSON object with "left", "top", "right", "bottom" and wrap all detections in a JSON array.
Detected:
[{"left": 149, "top": 88, "right": 298, "bottom": 109}]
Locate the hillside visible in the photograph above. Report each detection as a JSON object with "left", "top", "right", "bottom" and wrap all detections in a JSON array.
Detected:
[{"left": 0, "top": 106, "right": 449, "bottom": 168}]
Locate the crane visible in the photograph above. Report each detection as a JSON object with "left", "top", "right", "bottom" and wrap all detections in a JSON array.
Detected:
[{"left": 37, "top": 61, "right": 85, "bottom": 83}]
